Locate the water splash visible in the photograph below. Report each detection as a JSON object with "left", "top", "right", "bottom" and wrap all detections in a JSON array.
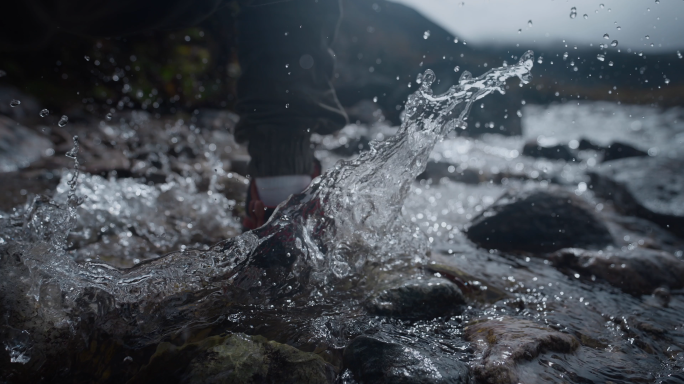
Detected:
[{"left": 7, "top": 52, "right": 535, "bottom": 341}]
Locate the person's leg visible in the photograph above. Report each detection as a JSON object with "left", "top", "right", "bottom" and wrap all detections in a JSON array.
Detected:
[{"left": 235, "top": 0, "right": 347, "bottom": 228}]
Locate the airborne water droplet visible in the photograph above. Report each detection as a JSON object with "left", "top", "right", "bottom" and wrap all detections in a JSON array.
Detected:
[
  {"left": 40, "top": 109, "right": 49, "bottom": 117},
  {"left": 528, "top": 20, "right": 533, "bottom": 27},
  {"left": 611, "top": 40, "right": 618, "bottom": 47},
  {"left": 517, "top": 29, "right": 522, "bottom": 34},
  {"left": 570, "top": 7, "right": 577, "bottom": 19},
  {"left": 617, "top": 26, "right": 621, "bottom": 30},
  {"left": 678, "top": 51, "right": 683, "bottom": 59},
  {"left": 453, "top": 66, "right": 460, "bottom": 72},
  {"left": 608, "top": 61, "right": 614, "bottom": 66},
  {"left": 583, "top": 14, "right": 588, "bottom": 19},
  {"left": 645, "top": 35, "right": 650, "bottom": 40},
  {"left": 597, "top": 54, "right": 605, "bottom": 62},
  {"left": 423, "top": 30, "right": 431, "bottom": 39},
  {"left": 105, "top": 113, "right": 113, "bottom": 121},
  {"left": 563, "top": 52, "right": 569, "bottom": 60},
  {"left": 600, "top": 3, "right": 605, "bottom": 8},
  {"left": 58, "top": 115, "right": 69, "bottom": 127},
  {"left": 537, "top": 56, "right": 543, "bottom": 64},
  {"left": 453, "top": 37, "right": 459, "bottom": 43},
  {"left": 664, "top": 78, "right": 670, "bottom": 84},
  {"left": 9, "top": 99, "right": 20, "bottom": 107},
  {"left": 84, "top": 56, "right": 90, "bottom": 61},
  {"left": 603, "top": 33, "right": 610, "bottom": 39}
]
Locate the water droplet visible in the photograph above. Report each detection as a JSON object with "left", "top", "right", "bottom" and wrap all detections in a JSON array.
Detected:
[
  {"left": 603, "top": 33, "right": 610, "bottom": 39},
  {"left": 421, "top": 69, "right": 435, "bottom": 87},
  {"left": 517, "top": 29, "right": 522, "bottom": 34},
  {"left": 528, "top": 20, "right": 533, "bottom": 27},
  {"left": 105, "top": 113, "right": 113, "bottom": 121},
  {"left": 285, "top": 103, "right": 290, "bottom": 108},
  {"left": 638, "top": 51, "right": 643, "bottom": 57},
  {"left": 39, "top": 109, "right": 49, "bottom": 117},
  {"left": 453, "top": 65, "right": 460, "bottom": 72},
  {"left": 537, "top": 56, "right": 543, "bottom": 64},
  {"left": 453, "top": 37, "right": 459, "bottom": 43},
  {"left": 563, "top": 52, "right": 569, "bottom": 60},
  {"left": 611, "top": 40, "right": 618, "bottom": 47},
  {"left": 583, "top": 14, "right": 589, "bottom": 19},
  {"left": 285, "top": 63, "right": 289, "bottom": 68},
  {"left": 58, "top": 115, "right": 69, "bottom": 127},
  {"left": 458, "top": 70, "right": 473, "bottom": 84},
  {"left": 664, "top": 78, "right": 670, "bottom": 84},
  {"left": 9, "top": 99, "right": 20, "bottom": 107},
  {"left": 373, "top": 96, "right": 378, "bottom": 102},
  {"left": 597, "top": 54, "right": 605, "bottom": 62},
  {"left": 608, "top": 61, "right": 614, "bottom": 66},
  {"left": 677, "top": 51, "right": 682, "bottom": 59},
  {"left": 570, "top": 7, "right": 577, "bottom": 19},
  {"left": 617, "top": 26, "right": 621, "bottom": 30},
  {"left": 84, "top": 56, "right": 90, "bottom": 61},
  {"left": 645, "top": 35, "right": 650, "bottom": 39},
  {"left": 600, "top": 3, "right": 605, "bottom": 8},
  {"left": 423, "top": 30, "right": 431, "bottom": 39},
  {"left": 655, "top": 0, "right": 660, "bottom": 4}
]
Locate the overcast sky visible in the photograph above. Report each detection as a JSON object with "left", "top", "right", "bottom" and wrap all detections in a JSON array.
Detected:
[{"left": 390, "top": 0, "right": 684, "bottom": 53}]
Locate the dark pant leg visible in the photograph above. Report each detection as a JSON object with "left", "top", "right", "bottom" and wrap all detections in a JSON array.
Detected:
[{"left": 235, "top": 0, "right": 348, "bottom": 177}]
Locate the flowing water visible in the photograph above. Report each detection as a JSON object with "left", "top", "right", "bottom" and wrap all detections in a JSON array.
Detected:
[{"left": 2, "top": 50, "right": 684, "bottom": 383}]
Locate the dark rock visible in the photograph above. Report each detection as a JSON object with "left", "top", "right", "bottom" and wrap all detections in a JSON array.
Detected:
[
  {"left": 130, "top": 334, "right": 335, "bottom": 384},
  {"left": 417, "top": 161, "right": 480, "bottom": 184},
  {"left": 366, "top": 277, "right": 465, "bottom": 320},
  {"left": 343, "top": 336, "right": 470, "bottom": 384},
  {"left": 548, "top": 248, "right": 684, "bottom": 295},
  {"left": 521, "top": 141, "right": 576, "bottom": 161},
  {"left": 602, "top": 142, "right": 648, "bottom": 162},
  {"left": 588, "top": 154, "right": 684, "bottom": 237},
  {"left": 466, "top": 189, "right": 613, "bottom": 253},
  {"left": 463, "top": 317, "right": 579, "bottom": 384},
  {"left": 576, "top": 138, "right": 648, "bottom": 162}
]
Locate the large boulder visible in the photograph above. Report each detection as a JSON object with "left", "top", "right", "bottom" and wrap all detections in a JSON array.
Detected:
[
  {"left": 588, "top": 154, "right": 684, "bottom": 237},
  {"left": 366, "top": 277, "right": 466, "bottom": 320},
  {"left": 463, "top": 317, "right": 579, "bottom": 384},
  {"left": 465, "top": 189, "right": 613, "bottom": 253},
  {"left": 343, "top": 336, "right": 470, "bottom": 384},
  {"left": 130, "top": 334, "right": 335, "bottom": 384},
  {"left": 549, "top": 248, "right": 684, "bottom": 295}
]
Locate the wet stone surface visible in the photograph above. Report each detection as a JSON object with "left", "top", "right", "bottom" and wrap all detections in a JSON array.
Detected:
[
  {"left": 366, "top": 277, "right": 466, "bottom": 320},
  {"left": 549, "top": 247, "right": 684, "bottom": 295},
  {"left": 589, "top": 153, "right": 684, "bottom": 237},
  {"left": 130, "top": 333, "right": 336, "bottom": 384},
  {"left": 343, "top": 335, "right": 471, "bottom": 384},
  {"left": 463, "top": 317, "right": 579, "bottom": 384},
  {"left": 466, "top": 188, "right": 614, "bottom": 253}
]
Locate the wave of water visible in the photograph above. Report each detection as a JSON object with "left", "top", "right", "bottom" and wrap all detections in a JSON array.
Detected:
[{"left": 2, "top": 51, "right": 534, "bottom": 343}]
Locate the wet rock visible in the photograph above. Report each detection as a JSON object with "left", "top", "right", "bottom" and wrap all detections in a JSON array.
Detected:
[
  {"left": 130, "top": 333, "right": 335, "bottom": 384},
  {"left": 466, "top": 189, "right": 613, "bottom": 253},
  {"left": 343, "top": 336, "right": 470, "bottom": 384},
  {"left": 521, "top": 140, "right": 576, "bottom": 161},
  {"left": 601, "top": 142, "right": 648, "bottom": 162},
  {"left": 463, "top": 317, "right": 579, "bottom": 384},
  {"left": 549, "top": 248, "right": 684, "bottom": 295},
  {"left": 426, "top": 264, "right": 510, "bottom": 304},
  {"left": 366, "top": 277, "right": 465, "bottom": 320},
  {"left": 0, "top": 116, "right": 52, "bottom": 172},
  {"left": 417, "top": 161, "right": 480, "bottom": 184},
  {"left": 577, "top": 138, "right": 648, "bottom": 162},
  {"left": 588, "top": 154, "right": 684, "bottom": 237}
]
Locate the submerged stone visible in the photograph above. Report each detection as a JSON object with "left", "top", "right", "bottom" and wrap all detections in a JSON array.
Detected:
[
  {"left": 130, "top": 334, "right": 335, "bottom": 384},
  {"left": 466, "top": 189, "right": 613, "bottom": 253},
  {"left": 549, "top": 247, "right": 684, "bottom": 295},
  {"left": 343, "top": 335, "right": 470, "bottom": 384},
  {"left": 589, "top": 154, "right": 684, "bottom": 237},
  {"left": 366, "top": 277, "right": 465, "bottom": 320},
  {"left": 463, "top": 317, "right": 579, "bottom": 384}
]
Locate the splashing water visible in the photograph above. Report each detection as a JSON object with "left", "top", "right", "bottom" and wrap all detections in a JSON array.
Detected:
[{"left": 5, "top": 52, "right": 535, "bottom": 342}]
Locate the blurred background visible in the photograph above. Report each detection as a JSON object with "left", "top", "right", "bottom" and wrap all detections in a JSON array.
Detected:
[{"left": 1, "top": 0, "right": 682, "bottom": 134}]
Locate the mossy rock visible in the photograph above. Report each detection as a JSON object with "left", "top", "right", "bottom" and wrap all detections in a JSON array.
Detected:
[{"left": 128, "top": 333, "right": 335, "bottom": 384}]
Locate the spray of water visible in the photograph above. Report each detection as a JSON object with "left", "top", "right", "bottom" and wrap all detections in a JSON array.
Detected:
[{"left": 3, "top": 52, "right": 534, "bottom": 343}]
